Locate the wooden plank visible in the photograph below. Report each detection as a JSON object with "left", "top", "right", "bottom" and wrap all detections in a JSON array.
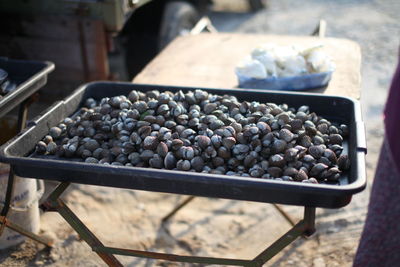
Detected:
[
  {"left": 0, "top": 15, "right": 108, "bottom": 82},
  {"left": 134, "top": 33, "right": 361, "bottom": 99},
  {"left": 0, "top": 37, "right": 108, "bottom": 80},
  {"left": 0, "top": 14, "right": 106, "bottom": 43}
]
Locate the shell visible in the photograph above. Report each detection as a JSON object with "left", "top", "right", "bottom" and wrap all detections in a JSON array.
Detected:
[
  {"left": 267, "top": 167, "right": 282, "bottom": 178},
  {"left": 143, "top": 136, "right": 159, "bottom": 150},
  {"left": 283, "top": 167, "right": 298, "bottom": 178},
  {"left": 85, "top": 157, "right": 99, "bottom": 164},
  {"left": 222, "top": 137, "right": 236, "bottom": 149},
  {"left": 46, "top": 141, "right": 58, "bottom": 155},
  {"left": 310, "top": 163, "right": 328, "bottom": 177},
  {"left": 164, "top": 152, "right": 177, "bottom": 169},
  {"left": 36, "top": 141, "right": 47, "bottom": 154},
  {"left": 337, "top": 154, "right": 350, "bottom": 171},
  {"left": 272, "top": 139, "right": 287, "bottom": 154},
  {"left": 49, "top": 127, "right": 62, "bottom": 139},
  {"left": 157, "top": 142, "right": 169, "bottom": 158},
  {"left": 149, "top": 155, "right": 164, "bottom": 169},
  {"left": 177, "top": 159, "right": 191, "bottom": 171},
  {"left": 308, "top": 145, "right": 324, "bottom": 159},
  {"left": 194, "top": 135, "right": 210, "bottom": 149},
  {"left": 323, "top": 149, "right": 337, "bottom": 164},
  {"left": 140, "top": 150, "right": 154, "bottom": 161},
  {"left": 269, "top": 154, "right": 286, "bottom": 168},
  {"left": 279, "top": 129, "right": 294, "bottom": 142},
  {"left": 295, "top": 169, "right": 308, "bottom": 181},
  {"left": 191, "top": 156, "right": 204, "bottom": 172},
  {"left": 329, "top": 134, "right": 343, "bottom": 145}
]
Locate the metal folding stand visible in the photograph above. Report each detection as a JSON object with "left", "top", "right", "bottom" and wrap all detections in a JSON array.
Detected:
[
  {"left": 0, "top": 97, "right": 53, "bottom": 247},
  {"left": 39, "top": 181, "right": 316, "bottom": 267}
]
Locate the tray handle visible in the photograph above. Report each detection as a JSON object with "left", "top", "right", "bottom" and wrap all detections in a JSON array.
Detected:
[
  {"left": 356, "top": 121, "right": 367, "bottom": 153},
  {"left": 27, "top": 100, "right": 64, "bottom": 127}
]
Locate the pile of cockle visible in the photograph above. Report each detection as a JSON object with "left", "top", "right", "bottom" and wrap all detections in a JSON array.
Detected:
[{"left": 35, "top": 89, "right": 350, "bottom": 184}]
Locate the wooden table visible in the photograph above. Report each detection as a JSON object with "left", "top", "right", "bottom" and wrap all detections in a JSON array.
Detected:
[{"left": 134, "top": 33, "right": 361, "bottom": 99}]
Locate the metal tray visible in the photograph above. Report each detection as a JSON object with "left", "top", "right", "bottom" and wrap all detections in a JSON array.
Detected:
[
  {"left": 0, "top": 82, "right": 367, "bottom": 208},
  {"left": 0, "top": 57, "right": 55, "bottom": 118}
]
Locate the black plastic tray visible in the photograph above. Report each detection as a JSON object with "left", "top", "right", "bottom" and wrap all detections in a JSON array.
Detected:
[
  {"left": 0, "top": 57, "right": 55, "bottom": 118},
  {"left": 0, "top": 82, "right": 367, "bottom": 208}
]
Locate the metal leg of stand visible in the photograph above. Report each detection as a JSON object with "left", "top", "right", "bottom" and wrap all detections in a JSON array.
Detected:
[
  {"left": 272, "top": 204, "right": 296, "bottom": 227},
  {"left": 43, "top": 182, "right": 123, "bottom": 267},
  {"left": 250, "top": 207, "right": 316, "bottom": 266},
  {"left": 161, "top": 196, "right": 196, "bottom": 223},
  {"left": 0, "top": 169, "right": 16, "bottom": 235}
]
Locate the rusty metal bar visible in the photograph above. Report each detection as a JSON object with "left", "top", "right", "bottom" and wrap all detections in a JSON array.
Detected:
[
  {"left": 1, "top": 216, "right": 53, "bottom": 247},
  {"left": 250, "top": 207, "right": 316, "bottom": 266},
  {"left": 162, "top": 195, "right": 195, "bottom": 223},
  {"left": 251, "top": 221, "right": 306, "bottom": 265},
  {"left": 48, "top": 196, "right": 123, "bottom": 267},
  {"left": 0, "top": 169, "right": 16, "bottom": 236},
  {"left": 272, "top": 204, "right": 296, "bottom": 227},
  {"left": 0, "top": 169, "right": 15, "bottom": 217},
  {"left": 93, "top": 246, "right": 252, "bottom": 266},
  {"left": 41, "top": 182, "right": 71, "bottom": 212},
  {"left": 47, "top": 182, "right": 71, "bottom": 202},
  {"left": 303, "top": 207, "right": 316, "bottom": 236}
]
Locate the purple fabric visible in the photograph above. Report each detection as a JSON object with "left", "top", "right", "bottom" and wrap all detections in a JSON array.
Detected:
[
  {"left": 354, "top": 59, "right": 400, "bottom": 266},
  {"left": 353, "top": 140, "right": 400, "bottom": 266},
  {"left": 384, "top": 61, "right": 400, "bottom": 173}
]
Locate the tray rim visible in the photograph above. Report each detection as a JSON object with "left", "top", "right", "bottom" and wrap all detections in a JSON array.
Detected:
[
  {"left": 0, "top": 57, "right": 55, "bottom": 118},
  {"left": 0, "top": 81, "right": 367, "bottom": 205}
]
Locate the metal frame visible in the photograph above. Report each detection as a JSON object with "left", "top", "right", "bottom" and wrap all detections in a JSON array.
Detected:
[{"left": 38, "top": 182, "right": 315, "bottom": 267}]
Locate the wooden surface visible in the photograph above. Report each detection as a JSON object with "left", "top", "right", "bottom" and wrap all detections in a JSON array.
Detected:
[
  {"left": 134, "top": 33, "right": 361, "bottom": 99},
  {"left": 0, "top": 15, "right": 109, "bottom": 82}
]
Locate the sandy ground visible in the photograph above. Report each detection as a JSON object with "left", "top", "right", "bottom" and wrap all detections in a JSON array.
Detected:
[{"left": 1, "top": 0, "right": 399, "bottom": 266}]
